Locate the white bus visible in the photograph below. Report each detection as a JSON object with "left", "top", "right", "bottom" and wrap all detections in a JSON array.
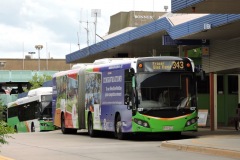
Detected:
[{"left": 7, "top": 87, "right": 55, "bottom": 132}]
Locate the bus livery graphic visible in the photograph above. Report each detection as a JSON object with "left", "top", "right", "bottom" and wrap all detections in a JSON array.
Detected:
[{"left": 53, "top": 57, "right": 202, "bottom": 139}]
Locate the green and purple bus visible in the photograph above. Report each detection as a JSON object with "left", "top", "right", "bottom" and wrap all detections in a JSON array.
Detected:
[
  {"left": 7, "top": 87, "right": 55, "bottom": 132},
  {"left": 53, "top": 56, "right": 203, "bottom": 139}
]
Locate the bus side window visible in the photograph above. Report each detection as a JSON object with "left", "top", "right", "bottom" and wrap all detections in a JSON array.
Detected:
[
  {"left": 18, "top": 105, "right": 25, "bottom": 122},
  {"left": 34, "top": 102, "right": 41, "bottom": 119}
]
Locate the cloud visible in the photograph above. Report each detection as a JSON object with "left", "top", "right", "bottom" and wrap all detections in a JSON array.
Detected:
[{"left": 0, "top": 0, "right": 171, "bottom": 59}]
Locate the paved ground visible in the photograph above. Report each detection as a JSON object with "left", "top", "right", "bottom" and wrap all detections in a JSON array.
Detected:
[
  {"left": 162, "top": 127, "right": 240, "bottom": 159},
  {"left": 1, "top": 127, "right": 239, "bottom": 160}
]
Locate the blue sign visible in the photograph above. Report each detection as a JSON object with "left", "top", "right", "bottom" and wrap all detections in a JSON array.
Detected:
[{"left": 162, "top": 35, "right": 210, "bottom": 46}]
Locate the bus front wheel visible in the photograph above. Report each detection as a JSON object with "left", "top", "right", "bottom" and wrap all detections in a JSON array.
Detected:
[
  {"left": 115, "top": 115, "right": 127, "bottom": 140},
  {"left": 31, "top": 123, "right": 35, "bottom": 132},
  {"left": 14, "top": 125, "right": 18, "bottom": 133}
]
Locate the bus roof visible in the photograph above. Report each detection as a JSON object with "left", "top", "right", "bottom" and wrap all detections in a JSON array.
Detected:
[
  {"left": 71, "top": 63, "right": 92, "bottom": 69},
  {"left": 28, "top": 87, "right": 52, "bottom": 97},
  {"left": 92, "top": 57, "right": 190, "bottom": 64},
  {"left": 54, "top": 56, "right": 194, "bottom": 77},
  {"left": 53, "top": 68, "right": 83, "bottom": 77},
  {"left": 93, "top": 58, "right": 137, "bottom": 65},
  {"left": 7, "top": 87, "right": 52, "bottom": 108}
]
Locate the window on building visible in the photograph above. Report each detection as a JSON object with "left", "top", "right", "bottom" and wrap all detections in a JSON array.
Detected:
[
  {"left": 228, "top": 75, "right": 238, "bottom": 94},
  {"left": 217, "top": 75, "right": 224, "bottom": 94}
]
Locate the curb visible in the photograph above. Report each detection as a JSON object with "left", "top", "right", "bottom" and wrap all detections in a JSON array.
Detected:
[{"left": 161, "top": 141, "right": 240, "bottom": 159}]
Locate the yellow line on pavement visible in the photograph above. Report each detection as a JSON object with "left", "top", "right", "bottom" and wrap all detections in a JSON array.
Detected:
[{"left": 0, "top": 155, "right": 14, "bottom": 160}]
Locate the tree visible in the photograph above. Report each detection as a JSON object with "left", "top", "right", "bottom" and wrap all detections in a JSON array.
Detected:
[{"left": 28, "top": 73, "right": 52, "bottom": 90}]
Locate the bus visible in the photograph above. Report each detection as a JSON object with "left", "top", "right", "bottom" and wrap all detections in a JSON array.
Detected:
[
  {"left": 7, "top": 87, "right": 55, "bottom": 132},
  {"left": 53, "top": 56, "right": 203, "bottom": 139}
]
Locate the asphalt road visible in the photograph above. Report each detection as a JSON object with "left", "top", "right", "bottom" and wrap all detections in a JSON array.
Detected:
[{"left": 0, "top": 130, "right": 235, "bottom": 160}]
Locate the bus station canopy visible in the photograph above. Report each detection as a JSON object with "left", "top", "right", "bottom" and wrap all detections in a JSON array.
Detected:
[
  {"left": 171, "top": 0, "right": 240, "bottom": 14},
  {"left": 66, "top": 13, "right": 240, "bottom": 64}
]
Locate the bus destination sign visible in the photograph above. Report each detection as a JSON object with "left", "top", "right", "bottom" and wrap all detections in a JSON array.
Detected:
[{"left": 142, "top": 60, "right": 191, "bottom": 72}]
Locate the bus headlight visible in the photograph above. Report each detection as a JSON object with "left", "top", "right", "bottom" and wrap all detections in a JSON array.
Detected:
[
  {"left": 133, "top": 118, "right": 150, "bottom": 128},
  {"left": 185, "top": 117, "right": 198, "bottom": 127},
  {"left": 41, "top": 123, "right": 49, "bottom": 127}
]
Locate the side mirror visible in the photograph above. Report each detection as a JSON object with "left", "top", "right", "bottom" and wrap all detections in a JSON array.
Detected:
[
  {"left": 124, "top": 94, "right": 130, "bottom": 105},
  {"left": 200, "top": 70, "right": 206, "bottom": 81},
  {"left": 125, "top": 94, "right": 133, "bottom": 110},
  {"left": 195, "top": 67, "right": 205, "bottom": 81}
]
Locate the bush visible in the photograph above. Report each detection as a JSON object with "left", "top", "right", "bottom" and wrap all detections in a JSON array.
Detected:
[{"left": 0, "top": 121, "right": 15, "bottom": 146}]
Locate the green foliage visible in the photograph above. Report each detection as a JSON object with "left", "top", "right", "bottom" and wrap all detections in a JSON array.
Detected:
[
  {"left": 28, "top": 73, "right": 52, "bottom": 90},
  {"left": 0, "top": 99, "right": 6, "bottom": 121},
  {"left": 0, "top": 99, "right": 14, "bottom": 147},
  {"left": 0, "top": 121, "right": 14, "bottom": 146}
]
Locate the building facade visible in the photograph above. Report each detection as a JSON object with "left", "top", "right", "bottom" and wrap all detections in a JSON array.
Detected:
[
  {"left": 108, "top": 11, "right": 166, "bottom": 34},
  {"left": 0, "top": 58, "right": 72, "bottom": 71}
]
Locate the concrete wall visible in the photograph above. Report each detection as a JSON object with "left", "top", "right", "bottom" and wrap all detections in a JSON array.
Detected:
[
  {"left": 0, "top": 59, "right": 73, "bottom": 71},
  {"left": 108, "top": 11, "right": 166, "bottom": 34}
]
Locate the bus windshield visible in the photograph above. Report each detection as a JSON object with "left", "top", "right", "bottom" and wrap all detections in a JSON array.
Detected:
[
  {"left": 136, "top": 72, "right": 197, "bottom": 116},
  {"left": 40, "top": 95, "right": 52, "bottom": 119}
]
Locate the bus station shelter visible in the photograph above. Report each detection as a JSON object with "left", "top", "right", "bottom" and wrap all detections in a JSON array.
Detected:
[{"left": 66, "top": 0, "right": 240, "bottom": 130}]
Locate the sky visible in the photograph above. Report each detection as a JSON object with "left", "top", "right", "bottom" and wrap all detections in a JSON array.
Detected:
[{"left": 0, "top": 0, "right": 171, "bottom": 59}]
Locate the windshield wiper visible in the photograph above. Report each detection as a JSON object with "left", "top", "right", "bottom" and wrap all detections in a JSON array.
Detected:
[
  {"left": 141, "top": 108, "right": 152, "bottom": 113},
  {"left": 177, "top": 97, "right": 190, "bottom": 111}
]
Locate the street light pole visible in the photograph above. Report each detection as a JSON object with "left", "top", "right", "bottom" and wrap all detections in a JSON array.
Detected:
[{"left": 35, "top": 45, "right": 43, "bottom": 72}]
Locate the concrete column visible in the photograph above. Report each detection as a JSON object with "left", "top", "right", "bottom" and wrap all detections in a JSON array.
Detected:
[
  {"left": 209, "top": 72, "right": 215, "bottom": 131},
  {"left": 214, "top": 74, "right": 217, "bottom": 130},
  {"left": 238, "top": 75, "right": 240, "bottom": 104}
]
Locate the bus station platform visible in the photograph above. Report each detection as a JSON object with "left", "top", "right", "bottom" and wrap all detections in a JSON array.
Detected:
[{"left": 161, "top": 127, "right": 240, "bottom": 159}]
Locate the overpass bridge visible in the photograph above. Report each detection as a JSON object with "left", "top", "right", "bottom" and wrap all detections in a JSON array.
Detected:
[{"left": 0, "top": 70, "right": 57, "bottom": 105}]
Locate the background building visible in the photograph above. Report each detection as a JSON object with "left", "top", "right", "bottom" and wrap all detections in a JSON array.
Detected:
[
  {"left": 0, "top": 58, "right": 72, "bottom": 71},
  {"left": 0, "top": 57, "right": 73, "bottom": 105},
  {"left": 108, "top": 11, "right": 166, "bottom": 34}
]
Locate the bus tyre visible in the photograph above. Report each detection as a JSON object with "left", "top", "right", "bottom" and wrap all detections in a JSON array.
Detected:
[
  {"left": 88, "top": 113, "right": 96, "bottom": 137},
  {"left": 115, "top": 115, "right": 127, "bottom": 140},
  {"left": 31, "top": 123, "right": 35, "bottom": 132},
  {"left": 14, "top": 125, "right": 18, "bottom": 133},
  {"left": 61, "top": 113, "right": 68, "bottom": 134},
  {"left": 70, "top": 129, "right": 77, "bottom": 134}
]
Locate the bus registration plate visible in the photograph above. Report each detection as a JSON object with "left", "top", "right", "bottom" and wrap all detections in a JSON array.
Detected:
[{"left": 163, "top": 126, "right": 173, "bottom": 131}]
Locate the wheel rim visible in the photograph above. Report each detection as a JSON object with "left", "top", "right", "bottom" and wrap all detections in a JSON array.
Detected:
[
  {"left": 116, "top": 121, "right": 121, "bottom": 134},
  {"left": 32, "top": 124, "right": 35, "bottom": 132},
  {"left": 115, "top": 115, "right": 123, "bottom": 139}
]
